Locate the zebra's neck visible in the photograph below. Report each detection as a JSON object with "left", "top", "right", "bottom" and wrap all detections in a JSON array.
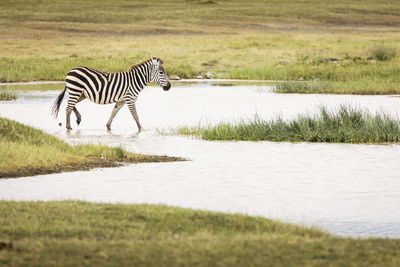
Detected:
[{"left": 129, "top": 62, "right": 151, "bottom": 90}]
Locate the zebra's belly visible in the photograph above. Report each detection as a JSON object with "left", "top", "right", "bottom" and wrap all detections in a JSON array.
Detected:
[{"left": 87, "top": 95, "right": 124, "bottom": 105}]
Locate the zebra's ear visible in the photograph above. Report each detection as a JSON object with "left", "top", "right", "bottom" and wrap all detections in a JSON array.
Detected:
[
  {"left": 154, "top": 57, "right": 163, "bottom": 64},
  {"left": 150, "top": 57, "right": 158, "bottom": 64},
  {"left": 151, "top": 57, "right": 163, "bottom": 65}
]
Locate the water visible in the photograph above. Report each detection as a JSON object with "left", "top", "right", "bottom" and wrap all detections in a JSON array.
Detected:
[{"left": 1, "top": 81, "right": 400, "bottom": 238}]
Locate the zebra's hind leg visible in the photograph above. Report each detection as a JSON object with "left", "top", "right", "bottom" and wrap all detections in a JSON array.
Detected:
[
  {"left": 73, "top": 95, "right": 86, "bottom": 126},
  {"left": 126, "top": 101, "right": 142, "bottom": 132},
  {"left": 106, "top": 102, "right": 125, "bottom": 130},
  {"left": 65, "top": 94, "right": 81, "bottom": 130},
  {"left": 66, "top": 106, "right": 73, "bottom": 130}
]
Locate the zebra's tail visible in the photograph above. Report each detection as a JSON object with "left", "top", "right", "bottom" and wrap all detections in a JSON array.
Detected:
[{"left": 51, "top": 87, "right": 66, "bottom": 118}]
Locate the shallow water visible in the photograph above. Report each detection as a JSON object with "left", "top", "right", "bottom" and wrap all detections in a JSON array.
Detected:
[{"left": 1, "top": 81, "right": 400, "bottom": 238}]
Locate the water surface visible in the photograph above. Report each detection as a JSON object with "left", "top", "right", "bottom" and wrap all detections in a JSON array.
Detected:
[{"left": 1, "top": 81, "right": 400, "bottom": 238}]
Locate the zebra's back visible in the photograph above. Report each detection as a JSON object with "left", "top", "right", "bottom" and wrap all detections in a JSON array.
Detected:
[{"left": 65, "top": 66, "right": 129, "bottom": 104}]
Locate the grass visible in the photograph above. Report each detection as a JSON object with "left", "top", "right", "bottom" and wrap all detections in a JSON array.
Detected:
[
  {"left": 0, "top": 117, "right": 182, "bottom": 178},
  {"left": 0, "top": 83, "right": 63, "bottom": 92},
  {"left": 370, "top": 46, "right": 397, "bottom": 61},
  {"left": 0, "top": 90, "right": 16, "bottom": 101},
  {"left": 173, "top": 105, "right": 400, "bottom": 143},
  {"left": 0, "top": 201, "right": 399, "bottom": 266},
  {"left": 274, "top": 81, "right": 400, "bottom": 95},
  {"left": 0, "top": 0, "right": 400, "bottom": 94}
]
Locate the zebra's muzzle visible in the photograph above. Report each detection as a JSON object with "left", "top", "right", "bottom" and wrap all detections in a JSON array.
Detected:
[{"left": 163, "top": 81, "right": 171, "bottom": 91}]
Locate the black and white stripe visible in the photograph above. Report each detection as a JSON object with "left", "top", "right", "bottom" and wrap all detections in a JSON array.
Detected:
[{"left": 52, "top": 57, "right": 171, "bottom": 131}]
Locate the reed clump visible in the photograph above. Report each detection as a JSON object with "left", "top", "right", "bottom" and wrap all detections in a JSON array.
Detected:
[
  {"left": 0, "top": 90, "right": 16, "bottom": 101},
  {"left": 175, "top": 106, "right": 400, "bottom": 143}
]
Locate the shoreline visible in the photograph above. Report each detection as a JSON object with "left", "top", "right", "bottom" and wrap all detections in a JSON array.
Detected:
[{"left": 0, "top": 79, "right": 282, "bottom": 86}]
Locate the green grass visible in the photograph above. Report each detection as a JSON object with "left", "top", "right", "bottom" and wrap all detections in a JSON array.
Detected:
[
  {"left": 173, "top": 105, "right": 400, "bottom": 143},
  {"left": 0, "top": 117, "right": 182, "bottom": 178},
  {"left": 274, "top": 81, "right": 400, "bottom": 95},
  {"left": 370, "top": 46, "right": 397, "bottom": 61},
  {"left": 0, "top": 0, "right": 400, "bottom": 94},
  {"left": 0, "top": 90, "right": 16, "bottom": 100},
  {"left": 0, "top": 201, "right": 399, "bottom": 266},
  {"left": 0, "top": 83, "right": 63, "bottom": 92}
]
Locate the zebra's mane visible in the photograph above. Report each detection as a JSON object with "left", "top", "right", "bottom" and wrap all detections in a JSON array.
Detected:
[{"left": 130, "top": 57, "right": 163, "bottom": 70}]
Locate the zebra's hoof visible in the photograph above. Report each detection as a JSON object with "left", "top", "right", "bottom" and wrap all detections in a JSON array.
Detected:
[
  {"left": 106, "top": 125, "right": 111, "bottom": 131},
  {"left": 76, "top": 119, "right": 81, "bottom": 125}
]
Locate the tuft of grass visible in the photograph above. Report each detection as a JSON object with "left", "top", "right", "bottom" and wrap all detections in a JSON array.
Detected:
[
  {"left": 0, "top": 90, "right": 16, "bottom": 101},
  {"left": 0, "top": 201, "right": 399, "bottom": 266},
  {"left": 274, "top": 81, "right": 313, "bottom": 93},
  {"left": 173, "top": 105, "right": 400, "bottom": 143},
  {"left": 0, "top": 117, "right": 182, "bottom": 178},
  {"left": 370, "top": 46, "right": 397, "bottom": 61}
]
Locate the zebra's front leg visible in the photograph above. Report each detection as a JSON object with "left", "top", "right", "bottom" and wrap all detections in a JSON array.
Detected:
[
  {"left": 126, "top": 101, "right": 142, "bottom": 132},
  {"left": 106, "top": 102, "right": 124, "bottom": 130}
]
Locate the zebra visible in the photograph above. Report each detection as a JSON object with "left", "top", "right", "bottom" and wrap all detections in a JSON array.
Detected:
[{"left": 51, "top": 57, "right": 171, "bottom": 131}]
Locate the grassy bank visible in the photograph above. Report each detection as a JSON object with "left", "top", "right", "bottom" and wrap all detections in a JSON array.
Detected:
[
  {"left": 274, "top": 80, "right": 400, "bottom": 95},
  {"left": 0, "top": 0, "right": 399, "bottom": 94},
  {"left": 174, "top": 106, "right": 400, "bottom": 143},
  {"left": 0, "top": 201, "right": 399, "bottom": 266},
  {"left": 0, "top": 117, "right": 181, "bottom": 178},
  {"left": 0, "top": 83, "right": 63, "bottom": 92}
]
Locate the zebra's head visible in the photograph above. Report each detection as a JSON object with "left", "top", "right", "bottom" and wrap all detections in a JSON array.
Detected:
[{"left": 150, "top": 57, "right": 171, "bottom": 91}]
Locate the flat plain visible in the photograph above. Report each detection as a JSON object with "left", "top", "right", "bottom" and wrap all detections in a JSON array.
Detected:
[{"left": 1, "top": 0, "right": 399, "bottom": 94}]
